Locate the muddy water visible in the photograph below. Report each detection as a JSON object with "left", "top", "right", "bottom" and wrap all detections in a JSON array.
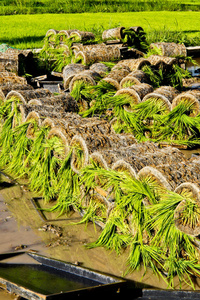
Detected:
[{"left": 187, "top": 57, "right": 200, "bottom": 77}]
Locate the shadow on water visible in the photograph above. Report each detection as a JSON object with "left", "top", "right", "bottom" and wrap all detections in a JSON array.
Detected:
[{"left": 0, "top": 35, "right": 45, "bottom": 48}]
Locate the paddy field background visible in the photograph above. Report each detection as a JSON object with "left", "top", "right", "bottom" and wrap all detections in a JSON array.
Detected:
[{"left": 0, "top": 1, "right": 200, "bottom": 49}]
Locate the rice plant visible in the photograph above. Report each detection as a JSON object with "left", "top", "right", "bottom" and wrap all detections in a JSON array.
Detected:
[
  {"left": 70, "top": 80, "right": 91, "bottom": 102},
  {"left": 142, "top": 62, "right": 191, "bottom": 89},
  {"left": 122, "top": 27, "right": 148, "bottom": 52},
  {"left": 29, "top": 135, "right": 66, "bottom": 201},
  {"left": 148, "top": 191, "right": 200, "bottom": 288},
  {"left": 80, "top": 81, "right": 116, "bottom": 117},
  {"left": 5, "top": 121, "right": 33, "bottom": 177},
  {"left": 86, "top": 208, "right": 132, "bottom": 254},
  {"left": 22, "top": 125, "right": 50, "bottom": 176},
  {"left": 0, "top": 98, "right": 23, "bottom": 169},
  {"left": 0, "top": 109, "right": 15, "bottom": 168},
  {"left": 39, "top": 32, "right": 75, "bottom": 72},
  {"left": 154, "top": 99, "right": 200, "bottom": 145},
  {"left": 42, "top": 149, "right": 82, "bottom": 217}
]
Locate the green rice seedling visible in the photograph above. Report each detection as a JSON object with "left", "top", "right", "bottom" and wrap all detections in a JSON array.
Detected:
[
  {"left": 142, "top": 65, "right": 162, "bottom": 88},
  {"left": 155, "top": 100, "right": 200, "bottom": 144},
  {"left": 81, "top": 164, "right": 163, "bottom": 254},
  {"left": 136, "top": 98, "right": 169, "bottom": 119},
  {"left": 145, "top": 46, "right": 163, "bottom": 57},
  {"left": 71, "top": 144, "right": 86, "bottom": 172},
  {"left": 29, "top": 135, "right": 65, "bottom": 201},
  {"left": 168, "top": 64, "right": 191, "bottom": 90},
  {"left": 70, "top": 80, "right": 91, "bottom": 102},
  {"left": 75, "top": 194, "right": 108, "bottom": 227},
  {"left": 86, "top": 207, "right": 132, "bottom": 254},
  {"left": 42, "top": 149, "right": 81, "bottom": 216},
  {"left": 0, "top": 98, "right": 13, "bottom": 122},
  {"left": 148, "top": 191, "right": 200, "bottom": 288},
  {"left": 5, "top": 121, "right": 33, "bottom": 177},
  {"left": 122, "top": 28, "right": 148, "bottom": 52},
  {"left": 127, "top": 235, "right": 166, "bottom": 280},
  {"left": 80, "top": 81, "right": 116, "bottom": 117},
  {"left": 0, "top": 98, "right": 23, "bottom": 168},
  {"left": 180, "top": 199, "right": 200, "bottom": 229},
  {"left": 22, "top": 125, "right": 50, "bottom": 176},
  {"left": 101, "top": 94, "right": 147, "bottom": 137},
  {"left": 142, "top": 62, "right": 191, "bottom": 89},
  {"left": 130, "top": 97, "right": 170, "bottom": 140},
  {"left": 39, "top": 32, "right": 75, "bottom": 72},
  {"left": 0, "top": 109, "right": 15, "bottom": 168}
]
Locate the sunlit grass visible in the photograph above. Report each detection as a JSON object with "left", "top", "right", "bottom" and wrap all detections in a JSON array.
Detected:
[
  {"left": 0, "top": 11, "right": 200, "bottom": 49},
  {"left": 1, "top": 0, "right": 200, "bottom": 14}
]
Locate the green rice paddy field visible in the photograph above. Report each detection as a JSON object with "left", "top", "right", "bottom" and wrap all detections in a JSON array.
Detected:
[
  {"left": 1, "top": 0, "right": 200, "bottom": 14},
  {"left": 1, "top": 11, "right": 200, "bottom": 49}
]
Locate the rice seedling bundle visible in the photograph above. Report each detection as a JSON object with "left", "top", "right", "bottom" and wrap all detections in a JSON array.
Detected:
[
  {"left": 70, "top": 129, "right": 137, "bottom": 174},
  {"left": 112, "top": 147, "right": 183, "bottom": 174},
  {"left": 102, "top": 66, "right": 130, "bottom": 90},
  {"left": 114, "top": 88, "right": 142, "bottom": 109},
  {"left": 19, "top": 103, "right": 69, "bottom": 125},
  {"left": 102, "top": 26, "right": 147, "bottom": 52},
  {"left": 45, "top": 29, "right": 60, "bottom": 48},
  {"left": 47, "top": 127, "right": 70, "bottom": 159},
  {"left": 120, "top": 70, "right": 149, "bottom": 88},
  {"left": 69, "top": 70, "right": 100, "bottom": 92},
  {"left": 85, "top": 141, "right": 184, "bottom": 174},
  {"left": 135, "top": 148, "right": 185, "bottom": 170},
  {"left": 41, "top": 114, "right": 110, "bottom": 139},
  {"left": 119, "top": 58, "right": 151, "bottom": 72},
  {"left": 147, "top": 55, "right": 177, "bottom": 68},
  {"left": 112, "top": 159, "right": 137, "bottom": 179},
  {"left": 152, "top": 86, "right": 179, "bottom": 102},
  {"left": 128, "top": 83, "right": 154, "bottom": 100},
  {"left": 89, "top": 62, "right": 110, "bottom": 77},
  {"left": 59, "top": 29, "right": 75, "bottom": 40},
  {"left": 79, "top": 191, "right": 113, "bottom": 229},
  {"left": 172, "top": 91, "right": 200, "bottom": 117},
  {"left": 20, "top": 102, "right": 75, "bottom": 139},
  {"left": 155, "top": 161, "right": 200, "bottom": 190},
  {"left": 70, "top": 43, "right": 90, "bottom": 55},
  {"left": 28, "top": 94, "right": 79, "bottom": 113},
  {"left": 63, "top": 63, "right": 88, "bottom": 89},
  {"left": 25, "top": 111, "right": 43, "bottom": 140},
  {"left": 138, "top": 166, "right": 173, "bottom": 191},
  {"left": 90, "top": 151, "right": 109, "bottom": 170},
  {"left": 74, "top": 44, "right": 122, "bottom": 65},
  {"left": 0, "top": 71, "right": 27, "bottom": 85},
  {"left": 150, "top": 42, "right": 187, "bottom": 57},
  {"left": 5, "top": 88, "right": 53, "bottom": 105},
  {"left": 69, "top": 30, "right": 95, "bottom": 42},
  {"left": 102, "top": 27, "right": 125, "bottom": 41},
  {"left": 0, "top": 83, "right": 33, "bottom": 98},
  {"left": 141, "top": 85, "right": 179, "bottom": 113},
  {"left": 174, "top": 182, "right": 200, "bottom": 236}
]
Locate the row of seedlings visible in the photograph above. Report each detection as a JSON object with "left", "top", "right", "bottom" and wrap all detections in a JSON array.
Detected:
[
  {"left": 1, "top": 79, "right": 200, "bottom": 287},
  {"left": 64, "top": 58, "right": 200, "bottom": 147}
]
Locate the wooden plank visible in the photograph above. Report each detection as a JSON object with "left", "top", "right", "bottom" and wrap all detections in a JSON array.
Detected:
[{"left": 186, "top": 46, "right": 200, "bottom": 57}]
